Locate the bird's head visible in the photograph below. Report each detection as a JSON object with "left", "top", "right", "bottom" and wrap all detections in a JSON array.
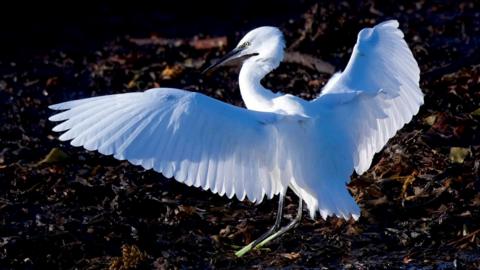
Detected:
[{"left": 203, "top": 26, "right": 285, "bottom": 73}]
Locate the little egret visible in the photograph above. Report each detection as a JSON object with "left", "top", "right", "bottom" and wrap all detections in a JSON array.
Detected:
[{"left": 49, "top": 20, "right": 423, "bottom": 256}]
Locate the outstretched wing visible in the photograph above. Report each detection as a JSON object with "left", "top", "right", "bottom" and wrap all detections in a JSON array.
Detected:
[
  {"left": 312, "top": 20, "right": 423, "bottom": 175},
  {"left": 49, "top": 88, "right": 288, "bottom": 203},
  {"left": 297, "top": 20, "right": 423, "bottom": 219}
]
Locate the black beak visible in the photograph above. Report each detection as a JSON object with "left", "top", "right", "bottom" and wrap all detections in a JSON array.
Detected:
[{"left": 202, "top": 47, "right": 243, "bottom": 74}]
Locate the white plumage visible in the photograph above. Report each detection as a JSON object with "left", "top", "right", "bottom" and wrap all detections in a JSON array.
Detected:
[{"left": 50, "top": 20, "right": 423, "bottom": 246}]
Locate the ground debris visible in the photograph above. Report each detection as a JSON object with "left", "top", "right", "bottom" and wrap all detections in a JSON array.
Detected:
[
  {"left": 109, "top": 245, "right": 148, "bottom": 270},
  {"left": 449, "top": 147, "right": 471, "bottom": 164},
  {"left": 36, "top": 147, "right": 69, "bottom": 165}
]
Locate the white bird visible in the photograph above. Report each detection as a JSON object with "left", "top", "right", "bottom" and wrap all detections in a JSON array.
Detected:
[{"left": 49, "top": 20, "right": 423, "bottom": 256}]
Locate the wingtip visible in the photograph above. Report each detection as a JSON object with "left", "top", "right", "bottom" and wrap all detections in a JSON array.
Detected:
[
  {"left": 51, "top": 125, "right": 64, "bottom": 132},
  {"left": 377, "top": 19, "right": 399, "bottom": 29},
  {"left": 49, "top": 104, "right": 63, "bottom": 110},
  {"left": 319, "top": 209, "right": 331, "bottom": 220},
  {"left": 48, "top": 114, "right": 63, "bottom": 122}
]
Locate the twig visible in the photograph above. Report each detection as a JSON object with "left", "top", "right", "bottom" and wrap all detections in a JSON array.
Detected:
[
  {"left": 447, "top": 228, "right": 480, "bottom": 247},
  {"left": 283, "top": 52, "right": 335, "bottom": 74}
]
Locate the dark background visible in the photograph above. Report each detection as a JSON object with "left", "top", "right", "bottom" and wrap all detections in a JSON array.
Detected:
[
  {"left": 1, "top": 1, "right": 480, "bottom": 269},
  {"left": 1, "top": 1, "right": 307, "bottom": 57}
]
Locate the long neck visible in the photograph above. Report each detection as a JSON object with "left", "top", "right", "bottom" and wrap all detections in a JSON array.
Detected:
[{"left": 239, "top": 60, "right": 277, "bottom": 111}]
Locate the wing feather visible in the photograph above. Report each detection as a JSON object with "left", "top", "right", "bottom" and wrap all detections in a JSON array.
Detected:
[
  {"left": 313, "top": 19, "right": 423, "bottom": 175},
  {"left": 50, "top": 88, "right": 288, "bottom": 203},
  {"left": 301, "top": 20, "right": 423, "bottom": 219}
]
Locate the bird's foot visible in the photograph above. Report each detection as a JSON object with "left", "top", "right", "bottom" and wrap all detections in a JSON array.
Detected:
[
  {"left": 235, "top": 242, "right": 255, "bottom": 257},
  {"left": 235, "top": 222, "right": 278, "bottom": 257},
  {"left": 235, "top": 197, "right": 302, "bottom": 257},
  {"left": 235, "top": 217, "right": 300, "bottom": 257}
]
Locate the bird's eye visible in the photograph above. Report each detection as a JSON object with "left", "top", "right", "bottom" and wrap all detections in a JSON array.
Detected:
[{"left": 240, "top": 41, "right": 251, "bottom": 48}]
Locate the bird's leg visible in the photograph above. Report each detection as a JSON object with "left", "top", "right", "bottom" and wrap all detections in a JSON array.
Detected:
[
  {"left": 253, "top": 196, "right": 302, "bottom": 250},
  {"left": 250, "top": 195, "right": 285, "bottom": 245},
  {"left": 235, "top": 195, "right": 285, "bottom": 257}
]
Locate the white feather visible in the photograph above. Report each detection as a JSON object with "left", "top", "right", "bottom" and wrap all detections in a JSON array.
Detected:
[
  {"left": 50, "top": 20, "right": 423, "bottom": 221},
  {"left": 51, "top": 88, "right": 290, "bottom": 203}
]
